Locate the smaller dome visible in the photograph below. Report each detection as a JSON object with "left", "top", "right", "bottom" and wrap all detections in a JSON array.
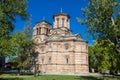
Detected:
[
  {"left": 53, "top": 13, "right": 70, "bottom": 19},
  {"left": 34, "top": 20, "right": 52, "bottom": 29},
  {"left": 36, "top": 20, "right": 52, "bottom": 25},
  {"left": 53, "top": 9, "right": 70, "bottom": 19}
]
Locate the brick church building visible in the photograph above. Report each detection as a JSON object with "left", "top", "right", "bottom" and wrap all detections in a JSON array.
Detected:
[{"left": 32, "top": 10, "right": 89, "bottom": 74}]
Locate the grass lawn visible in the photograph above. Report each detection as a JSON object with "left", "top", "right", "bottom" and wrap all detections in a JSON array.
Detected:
[{"left": 0, "top": 73, "right": 120, "bottom": 80}]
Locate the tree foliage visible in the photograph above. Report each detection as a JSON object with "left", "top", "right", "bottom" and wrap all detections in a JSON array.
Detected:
[
  {"left": 23, "top": 17, "right": 32, "bottom": 40},
  {"left": 9, "top": 19, "right": 35, "bottom": 72},
  {"left": 9, "top": 31, "right": 35, "bottom": 73},
  {"left": 0, "top": 37, "right": 12, "bottom": 57},
  {"left": 0, "top": 0, "right": 28, "bottom": 37},
  {"left": 89, "top": 40, "right": 120, "bottom": 73},
  {"left": 0, "top": 0, "right": 28, "bottom": 57},
  {"left": 78, "top": 0, "right": 120, "bottom": 52}
]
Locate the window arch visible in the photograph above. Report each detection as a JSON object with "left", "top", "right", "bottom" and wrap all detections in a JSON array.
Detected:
[
  {"left": 40, "top": 46, "right": 45, "bottom": 52},
  {"left": 65, "top": 55, "right": 69, "bottom": 64},
  {"left": 42, "top": 58, "right": 44, "bottom": 64},
  {"left": 56, "top": 18, "right": 59, "bottom": 27},
  {"left": 64, "top": 43, "right": 70, "bottom": 50},
  {"left": 48, "top": 57, "right": 51, "bottom": 64},
  {"left": 35, "top": 38, "right": 39, "bottom": 43},
  {"left": 66, "top": 57, "right": 69, "bottom": 64},
  {"left": 39, "top": 28, "right": 41, "bottom": 34},
  {"left": 37, "top": 28, "right": 39, "bottom": 35},
  {"left": 62, "top": 18, "right": 65, "bottom": 27},
  {"left": 46, "top": 28, "right": 49, "bottom": 34}
]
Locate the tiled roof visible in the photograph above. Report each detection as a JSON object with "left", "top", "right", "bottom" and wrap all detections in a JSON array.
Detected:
[{"left": 36, "top": 20, "right": 52, "bottom": 25}]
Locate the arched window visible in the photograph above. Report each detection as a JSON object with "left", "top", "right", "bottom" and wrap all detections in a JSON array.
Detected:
[
  {"left": 66, "top": 58, "right": 69, "bottom": 64},
  {"left": 48, "top": 57, "right": 51, "bottom": 64},
  {"left": 37, "top": 28, "right": 38, "bottom": 35},
  {"left": 42, "top": 58, "right": 44, "bottom": 64},
  {"left": 62, "top": 18, "right": 65, "bottom": 27},
  {"left": 57, "top": 18, "right": 59, "bottom": 27},
  {"left": 36, "top": 39, "right": 39, "bottom": 42},
  {"left": 46, "top": 28, "right": 49, "bottom": 34},
  {"left": 65, "top": 55, "right": 69, "bottom": 64},
  {"left": 39, "top": 28, "right": 41, "bottom": 34},
  {"left": 40, "top": 46, "right": 45, "bottom": 52},
  {"left": 67, "top": 19, "right": 69, "bottom": 22},
  {"left": 64, "top": 43, "right": 70, "bottom": 50}
]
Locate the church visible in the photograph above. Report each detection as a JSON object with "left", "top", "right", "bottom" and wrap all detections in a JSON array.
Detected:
[{"left": 32, "top": 10, "right": 89, "bottom": 74}]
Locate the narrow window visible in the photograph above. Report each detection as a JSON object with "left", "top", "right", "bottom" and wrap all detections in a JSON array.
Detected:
[
  {"left": 65, "top": 55, "right": 69, "bottom": 64},
  {"left": 46, "top": 28, "right": 49, "bottom": 34},
  {"left": 66, "top": 57, "right": 69, "bottom": 64},
  {"left": 41, "top": 46, "right": 44, "bottom": 52},
  {"left": 42, "top": 58, "right": 44, "bottom": 64},
  {"left": 62, "top": 18, "right": 64, "bottom": 27},
  {"left": 67, "top": 19, "right": 69, "bottom": 22},
  {"left": 48, "top": 57, "right": 51, "bottom": 64},
  {"left": 49, "top": 29, "right": 50, "bottom": 33},
  {"left": 36, "top": 39, "right": 39, "bottom": 43},
  {"left": 37, "top": 28, "right": 38, "bottom": 35},
  {"left": 65, "top": 43, "right": 69, "bottom": 50},
  {"left": 57, "top": 18, "right": 59, "bottom": 27},
  {"left": 39, "top": 28, "right": 41, "bottom": 34}
]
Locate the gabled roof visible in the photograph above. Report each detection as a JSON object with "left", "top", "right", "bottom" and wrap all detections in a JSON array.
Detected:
[{"left": 46, "top": 28, "right": 83, "bottom": 42}]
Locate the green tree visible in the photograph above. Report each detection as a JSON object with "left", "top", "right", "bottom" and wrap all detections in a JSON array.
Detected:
[
  {"left": 22, "top": 18, "right": 35, "bottom": 71},
  {"left": 0, "top": 37, "right": 13, "bottom": 57},
  {"left": 0, "top": 0, "right": 28, "bottom": 56},
  {"left": 10, "top": 18, "right": 35, "bottom": 74},
  {"left": 89, "top": 40, "right": 120, "bottom": 74},
  {"left": 0, "top": 0, "right": 28, "bottom": 72},
  {"left": 0, "top": 0, "right": 28, "bottom": 37},
  {"left": 78, "top": 0, "right": 120, "bottom": 52},
  {"left": 10, "top": 31, "right": 35, "bottom": 75},
  {"left": 88, "top": 45, "right": 97, "bottom": 71},
  {"left": 23, "top": 17, "right": 32, "bottom": 39}
]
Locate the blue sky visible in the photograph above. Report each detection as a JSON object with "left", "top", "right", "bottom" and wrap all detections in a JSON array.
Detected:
[{"left": 14, "top": 0, "right": 93, "bottom": 44}]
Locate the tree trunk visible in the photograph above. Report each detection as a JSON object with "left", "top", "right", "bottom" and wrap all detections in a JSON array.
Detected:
[{"left": 17, "top": 68, "right": 20, "bottom": 76}]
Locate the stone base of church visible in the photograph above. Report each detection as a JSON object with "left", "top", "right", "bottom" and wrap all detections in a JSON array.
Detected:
[{"left": 36, "top": 64, "right": 89, "bottom": 75}]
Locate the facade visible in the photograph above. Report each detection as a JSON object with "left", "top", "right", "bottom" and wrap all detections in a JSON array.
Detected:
[{"left": 32, "top": 11, "right": 89, "bottom": 74}]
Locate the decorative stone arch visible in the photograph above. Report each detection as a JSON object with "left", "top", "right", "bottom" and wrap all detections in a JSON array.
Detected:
[
  {"left": 41, "top": 56, "right": 44, "bottom": 64},
  {"left": 40, "top": 46, "right": 45, "bottom": 52},
  {"left": 64, "top": 43, "right": 70, "bottom": 50},
  {"left": 48, "top": 56, "right": 51, "bottom": 64},
  {"left": 65, "top": 55, "right": 69, "bottom": 64},
  {"left": 35, "top": 38, "right": 41, "bottom": 43}
]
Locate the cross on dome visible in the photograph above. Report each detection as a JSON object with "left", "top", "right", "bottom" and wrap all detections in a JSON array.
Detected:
[
  {"left": 60, "top": 8, "right": 62, "bottom": 13},
  {"left": 42, "top": 16, "right": 45, "bottom": 20}
]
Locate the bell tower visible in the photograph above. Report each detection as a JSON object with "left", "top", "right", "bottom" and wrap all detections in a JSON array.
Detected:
[
  {"left": 53, "top": 9, "right": 70, "bottom": 29},
  {"left": 33, "top": 20, "right": 52, "bottom": 43}
]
